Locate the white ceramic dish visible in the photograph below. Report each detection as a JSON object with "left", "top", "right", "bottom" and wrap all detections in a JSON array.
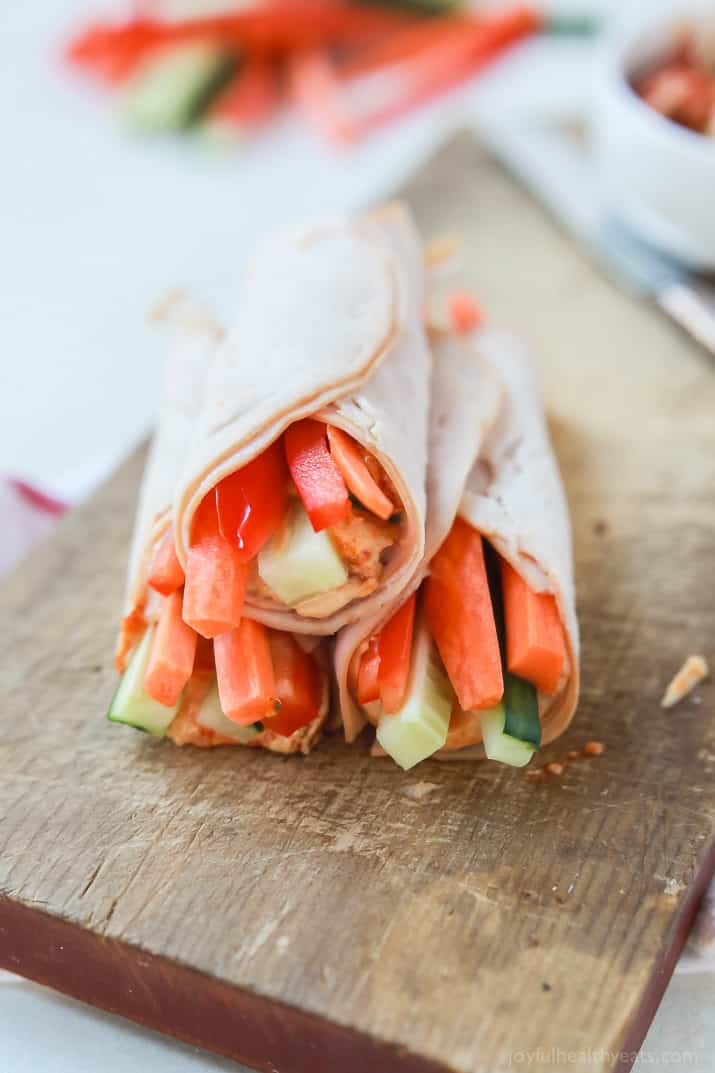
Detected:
[{"left": 594, "top": 2, "right": 715, "bottom": 270}]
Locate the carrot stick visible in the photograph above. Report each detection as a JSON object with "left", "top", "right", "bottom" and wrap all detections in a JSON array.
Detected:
[
  {"left": 424, "top": 518, "right": 503, "bottom": 710},
  {"left": 357, "top": 637, "right": 381, "bottom": 705},
  {"left": 147, "top": 526, "right": 185, "bottom": 596},
  {"left": 143, "top": 591, "right": 197, "bottom": 706},
  {"left": 182, "top": 492, "right": 248, "bottom": 638},
  {"left": 214, "top": 618, "right": 279, "bottom": 725},
  {"left": 501, "top": 559, "right": 565, "bottom": 694},
  {"left": 326, "top": 426, "right": 394, "bottom": 521},
  {"left": 377, "top": 592, "right": 416, "bottom": 713}
]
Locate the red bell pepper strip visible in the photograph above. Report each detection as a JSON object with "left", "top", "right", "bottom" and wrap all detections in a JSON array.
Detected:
[
  {"left": 448, "top": 290, "right": 484, "bottom": 334},
  {"left": 377, "top": 592, "right": 416, "bottom": 714},
  {"left": 64, "top": 20, "right": 155, "bottom": 84},
  {"left": 215, "top": 440, "right": 290, "bottom": 562},
  {"left": 501, "top": 559, "right": 565, "bottom": 694},
  {"left": 291, "top": 8, "right": 539, "bottom": 143},
  {"left": 425, "top": 519, "right": 503, "bottom": 710},
  {"left": 326, "top": 426, "right": 394, "bottom": 521},
  {"left": 357, "top": 636, "right": 381, "bottom": 705},
  {"left": 65, "top": 6, "right": 417, "bottom": 72},
  {"left": 143, "top": 590, "right": 198, "bottom": 706},
  {"left": 182, "top": 491, "right": 249, "bottom": 638},
  {"left": 214, "top": 618, "right": 279, "bottom": 725},
  {"left": 147, "top": 525, "right": 185, "bottom": 596},
  {"left": 284, "top": 419, "right": 351, "bottom": 532},
  {"left": 262, "top": 632, "right": 322, "bottom": 737}
]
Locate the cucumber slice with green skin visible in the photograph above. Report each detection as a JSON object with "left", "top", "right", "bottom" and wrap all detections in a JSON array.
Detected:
[
  {"left": 503, "top": 671, "right": 541, "bottom": 747},
  {"left": 258, "top": 503, "right": 349, "bottom": 607},
  {"left": 107, "top": 627, "right": 181, "bottom": 737},
  {"left": 122, "top": 44, "right": 236, "bottom": 133},
  {"left": 376, "top": 612, "right": 454, "bottom": 770},
  {"left": 195, "top": 681, "right": 263, "bottom": 743},
  {"left": 480, "top": 703, "right": 536, "bottom": 768}
]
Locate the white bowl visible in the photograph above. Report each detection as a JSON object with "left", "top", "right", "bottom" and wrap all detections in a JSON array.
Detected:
[{"left": 594, "top": 2, "right": 715, "bottom": 270}]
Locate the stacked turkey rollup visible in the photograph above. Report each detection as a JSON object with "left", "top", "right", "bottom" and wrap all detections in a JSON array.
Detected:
[{"left": 109, "top": 203, "right": 579, "bottom": 768}]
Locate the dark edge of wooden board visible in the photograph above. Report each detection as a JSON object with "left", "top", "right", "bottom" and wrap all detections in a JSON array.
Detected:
[
  {"left": 617, "top": 838, "right": 715, "bottom": 1071},
  {"left": 0, "top": 896, "right": 455, "bottom": 1073},
  {"left": 2, "top": 845, "right": 712, "bottom": 1072}
]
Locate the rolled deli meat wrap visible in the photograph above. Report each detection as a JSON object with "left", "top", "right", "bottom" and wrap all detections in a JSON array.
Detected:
[
  {"left": 335, "top": 328, "right": 580, "bottom": 770},
  {"left": 172, "top": 201, "right": 430, "bottom": 637},
  {"left": 110, "top": 297, "right": 330, "bottom": 755},
  {"left": 109, "top": 201, "right": 429, "bottom": 755}
]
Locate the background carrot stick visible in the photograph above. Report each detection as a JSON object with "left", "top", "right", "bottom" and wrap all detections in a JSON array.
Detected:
[
  {"left": 143, "top": 591, "right": 197, "bottom": 706},
  {"left": 501, "top": 559, "right": 565, "bottom": 694},
  {"left": 327, "top": 426, "right": 394, "bottom": 520},
  {"left": 425, "top": 519, "right": 503, "bottom": 710},
  {"left": 183, "top": 492, "right": 249, "bottom": 638},
  {"left": 147, "top": 526, "right": 185, "bottom": 596},
  {"left": 214, "top": 618, "right": 278, "bottom": 725},
  {"left": 182, "top": 540, "right": 249, "bottom": 638}
]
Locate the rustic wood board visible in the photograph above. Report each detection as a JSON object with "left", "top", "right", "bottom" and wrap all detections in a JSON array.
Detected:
[{"left": 1, "top": 134, "right": 714, "bottom": 1073}]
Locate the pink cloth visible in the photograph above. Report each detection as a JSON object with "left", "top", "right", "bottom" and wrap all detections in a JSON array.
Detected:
[{"left": 0, "top": 478, "right": 67, "bottom": 576}]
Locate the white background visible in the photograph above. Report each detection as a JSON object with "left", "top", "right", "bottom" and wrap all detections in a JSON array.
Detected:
[{"left": 1, "top": 2, "right": 713, "bottom": 1070}]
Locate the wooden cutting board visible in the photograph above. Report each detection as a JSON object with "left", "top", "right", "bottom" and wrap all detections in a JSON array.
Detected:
[{"left": 1, "top": 134, "right": 714, "bottom": 1073}]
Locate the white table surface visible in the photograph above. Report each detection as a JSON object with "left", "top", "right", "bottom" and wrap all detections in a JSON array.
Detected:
[{"left": 2, "top": 2, "right": 713, "bottom": 1070}]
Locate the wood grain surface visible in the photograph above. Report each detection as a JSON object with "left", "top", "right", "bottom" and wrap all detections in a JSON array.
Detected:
[{"left": 1, "top": 134, "right": 714, "bottom": 1073}]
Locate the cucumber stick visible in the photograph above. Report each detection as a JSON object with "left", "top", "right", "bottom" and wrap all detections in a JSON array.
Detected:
[
  {"left": 122, "top": 43, "right": 236, "bottom": 132},
  {"left": 480, "top": 703, "right": 536, "bottom": 768},
  {"left": 195, "top": 682, "right": 262, "bottom": 743},
  {"left": 258, "top": 503, "right": 348, "bottom": 607},
  {"left": 376, "top": 614, "right": 454, "bottom": 770},
  {"left": 503, "top": 671, "right": 541, "bottom": 747},
  {"left": 107, "top": 627, "right": 180, "bottom": 736}
]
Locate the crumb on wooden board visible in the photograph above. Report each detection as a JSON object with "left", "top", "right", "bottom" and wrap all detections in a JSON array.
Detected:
[
  {"left": 401, "top": 781, "right": 439, "bottom": 802},
  {"left": 661, "top": 655, "right": 709, "bottom": 709}
]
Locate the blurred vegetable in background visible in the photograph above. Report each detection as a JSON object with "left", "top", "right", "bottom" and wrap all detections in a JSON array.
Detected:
[
  {"left": 64, "top": 0, "right": 542, "bottom": 142},
  {"left": 632, "top": 28, "right": 715, "bottom": 139}
]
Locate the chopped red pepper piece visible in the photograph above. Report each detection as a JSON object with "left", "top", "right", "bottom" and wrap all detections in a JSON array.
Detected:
[
  {"left": 215, "top": 440, "right": 290, "bottom": 562},
  {"left": 377, "top": 592, "right": 416, "bottom": 714},
  {"left": 262, "top": 632, "right": 322, "bottom": 737},
  {"left": 284, "top": 419, "right": 351, "bottom": 532},
  {"left": 448, "top": 290, "right": 484, "bottom": 334}
]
